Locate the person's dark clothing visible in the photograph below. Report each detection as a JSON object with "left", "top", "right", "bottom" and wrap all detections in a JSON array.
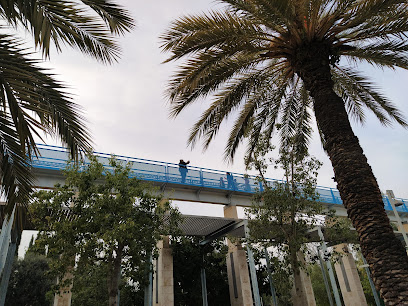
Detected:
[
  {"left": 244, "top": 177, "right": 251, "bottom": 192},
  {"left": 226, "top": 172, "right": 234, "bottom": 190},
  {"left": 220, "top": 177, "right": 225, "bottom": 188},
  {"left": 179, "top": 159, "right": 190, "bottom": 183}
]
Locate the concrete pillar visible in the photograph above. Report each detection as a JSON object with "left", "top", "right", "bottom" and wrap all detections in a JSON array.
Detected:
[
  {"left": 153, "top": 236, "right": 174, "bottom": 306},
  {"left": 291, "top": 253, "right": 316, "bottom": 306},
  {"left": 53, "top": 272, "right": 73, "bottom": 306},
  {"left": 334, "top": 244, "right": 367, "bottom": 306},
  {"left": 224, "top": 205, "right": 253, "bottom": 306}
]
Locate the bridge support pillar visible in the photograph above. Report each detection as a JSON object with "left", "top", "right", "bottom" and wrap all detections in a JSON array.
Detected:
[
  {"left": 153, "top": 236, "right": 174, "bottom": 306},
  {"left": 334, "top": 244, "right": 367, "bottom": 306},
  {"left": 291, "top": 253, "right": 316, "bottom": 306},
  {"left": 224, "top": 205, "right": 253, "bottom": 306},
  {"left": 53, "top": 272, "right": 73, "bottom": 306}
]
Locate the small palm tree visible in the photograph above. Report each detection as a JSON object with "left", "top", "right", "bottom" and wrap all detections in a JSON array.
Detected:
[
  {"left": 161, "top": 0, "right": 408, "bottom": 303},
  {"left": 0, "top": 1, "right": 134, "bottom": 209}
]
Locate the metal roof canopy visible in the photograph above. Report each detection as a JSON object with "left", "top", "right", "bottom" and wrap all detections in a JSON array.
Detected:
[{"left": 164, "top": 214, "right": 246, "bottom": 245}]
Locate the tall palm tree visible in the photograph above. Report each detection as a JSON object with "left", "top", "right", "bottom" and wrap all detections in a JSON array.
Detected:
[
  {"left": 0, "top": 0, "right": 134, "bottom": 210},
  {"left": 161, "top": 0, "right": 408, "bottom": 303}
]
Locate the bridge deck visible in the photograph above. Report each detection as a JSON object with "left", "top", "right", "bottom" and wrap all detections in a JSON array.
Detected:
[{"left": 31, "top": 144, "right": 408, "bottom": 214}]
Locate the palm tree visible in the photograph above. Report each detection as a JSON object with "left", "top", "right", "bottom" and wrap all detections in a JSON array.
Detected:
[
  {"left": 0, "top": 1, "right": 134, "bottom": 210},
  {"left": 160, "top": 0, "right": 408, "bottom": 303}
]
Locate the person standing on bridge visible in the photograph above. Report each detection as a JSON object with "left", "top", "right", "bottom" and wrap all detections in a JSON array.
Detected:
[
  {"left": 226, "top": 172, "right": 235, "bottom": 190},
  {"left": 179, "top": 159, "right": 190, "bottom": 184}
]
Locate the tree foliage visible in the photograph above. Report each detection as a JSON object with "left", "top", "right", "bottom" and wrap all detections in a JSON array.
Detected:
[
  {"left": 160, "top": 0, "right": 407, "bottom": 161},
  {"left": 172, "top": 236, "right": 230, "bottom": 306},
  {"left": 29, "top": 156, "right": 180, "bottom": 305},
  {"left": 5, "top": 252, "right": 53, "bottom": 306},
  {"left": 245, "top": 136, "right": 354, "bottom": 304},
  {"left": 68, "top": 236, "right": 231, "bottom": 306},
  {"left": 0, "top": 0, "right": 134, "bottom": 210}
]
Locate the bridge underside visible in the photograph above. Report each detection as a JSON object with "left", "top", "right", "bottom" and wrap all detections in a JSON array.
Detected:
[{"left": 32, "top": 167, "right": 408, "bottom": 224}]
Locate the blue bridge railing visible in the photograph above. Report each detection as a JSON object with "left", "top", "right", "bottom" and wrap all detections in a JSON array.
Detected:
[{"left": 32, "top": 144, "right": 408, "bottom": 213}]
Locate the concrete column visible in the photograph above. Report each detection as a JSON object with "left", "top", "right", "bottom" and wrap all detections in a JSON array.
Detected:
[
  {"left": 153, "top": 236, "right": 174, "bottom": 306},
  {"left": 53, "top": 272, "right": 73, "bottom": 306},
  {"left": 334, "top": 244, "right": 367, "bottom": 306},
  {"left": 291, "top": 253, "right": 316, "bottom": 306},
  {"left": 224, "top": 205, "right": 253, "bottom": 306}
]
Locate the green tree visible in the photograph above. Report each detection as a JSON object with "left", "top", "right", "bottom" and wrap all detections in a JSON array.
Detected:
[
  {"left": 160, "top": 1, "right": 408, "bottom": 302},
  {"left": 308, "top": 263, "right": 332, "bottom": 306},
  {"left": 30, "top": 156, "right": 180, "bottom": 306},
  {"left": 5, "top": 253, "right": 53, "bottom": 306},
  {"left": 246, "top": 137, "right": 326, "bottom": 304},
  {"left": 71, "top": 262, "right": 109, "bottom": 306},
  {"left": 0, "top": 1, "right": 134, "bottom": 209},
  {"left": 70, "top": 260, "right": 145, "bottom": 306}
]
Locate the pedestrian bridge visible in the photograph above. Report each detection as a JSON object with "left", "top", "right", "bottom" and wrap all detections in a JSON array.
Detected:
[
  {"left": 7, "top": 144, "right": 407, "bottom": 306},
  {"left": 32, "top": 144, "right": 408, "bottom": 219}
]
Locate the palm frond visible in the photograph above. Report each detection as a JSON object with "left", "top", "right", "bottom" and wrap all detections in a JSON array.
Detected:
[
  {"left": 80, "top": 0, "right": 134, "bottom": 34},
  {"left": 160, "top": 10, "right": 269, "bottom": 62},
  {"left": 341, "top": 41, "right": 408, "bottom": 69},
  {"left": 168, "top": 50, "right": 263, "bottom": 115},
  {"left": 0, "top": 34, "right": 92, "bottom": 208},
  {"left": 336, "top": 1, "right": 408, "bottom": 43},
  {"left": 243, "top": 73, "right": 292, "bottom": 161},
  {"left": 162, "top": 0, "right": 408, "bottom": 162},
  {"left": 4, "top": 0, "right": 134, "bottom": 63},
  {"left": 187, "top": 65, "right": 275, "bottom": 150},
  {"left": 0, "top": 34, "right": 92, "bottom": 156},
  {"left": 224, "top": 74, "right": 284, "bottom": 159},
  {"left": 0, "top": 113, "right": 34, "bottom": 214},
  {"left": 279, "top": 81, "right": 312, "bottom": 157},
  {"left": 333, "top": 66, "right": 407, "bottom": 127},
  {"left": 221, "top": 0, "right": 294, "bottom": 31}
]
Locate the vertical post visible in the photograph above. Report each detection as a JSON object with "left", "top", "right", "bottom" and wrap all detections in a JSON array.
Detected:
[
  {"left": 264, "top": 248, "right": 278, "bottom": 306},
  {"left": 317, "top": 227, "right": 342, "bottom": 306},
  {"left": 386, "top": 190, "right": 408, "bottom": 249},
  {"left": 201, "top": 252, "right": 208, "bottom": 306},
  {"left": 200, "top": 267, "right": 208, "bottom": 306},
  {"left": 247, "top": 247, "right": 261, "bottom": 306},
  {"left": 361, "top": 256, "right": 381, "bottom": 306},
  {"left": 200, "top": 169, "right": 204, "bottom": 187},
  {"left": 329, "top": 189, "right": 337, "bottom": 204},
  {"left": 144, "top": 255, "right": 153, "bottom": 306},
  {"left": 0, "top": 235, "right": 17, "bottom": 306},
  {"left": 0, "top": 206, "right": 16, "bottom": 275},
  {"left": 245, "top": 221, "right": 261, "bottom": 306},
  {"left": 317, "top": 247, "right": 334, "bottom": 306}
]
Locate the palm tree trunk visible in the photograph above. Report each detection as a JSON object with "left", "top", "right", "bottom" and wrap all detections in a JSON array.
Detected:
[{"left": 292, "top": 42, "right": 408, "bottom": 304}]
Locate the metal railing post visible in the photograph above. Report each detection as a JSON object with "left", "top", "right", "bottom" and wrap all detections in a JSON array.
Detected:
[
  {"left": 317, "top": 227, "right": 342, "bottom": 306},
  {"left": 200, "top": 169, "right": 204, "bottom": 187},
  {"left": 386, "top": 190, "right": 408, "bottom": 249},
  {"left": 264, "top": 248, "right": 278, "bottom": 306},
  {"left": 317, "top": 246, "right": 334, "bottom": 306},
  {"left": 329, "top": 188, "right": 337, "bottom": 204},
  {"left": 245, "top": 221, "right": 261, "bottom": 306},
  {"left": 361, "top": 255, "right": 381, "bottom": 306}
]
